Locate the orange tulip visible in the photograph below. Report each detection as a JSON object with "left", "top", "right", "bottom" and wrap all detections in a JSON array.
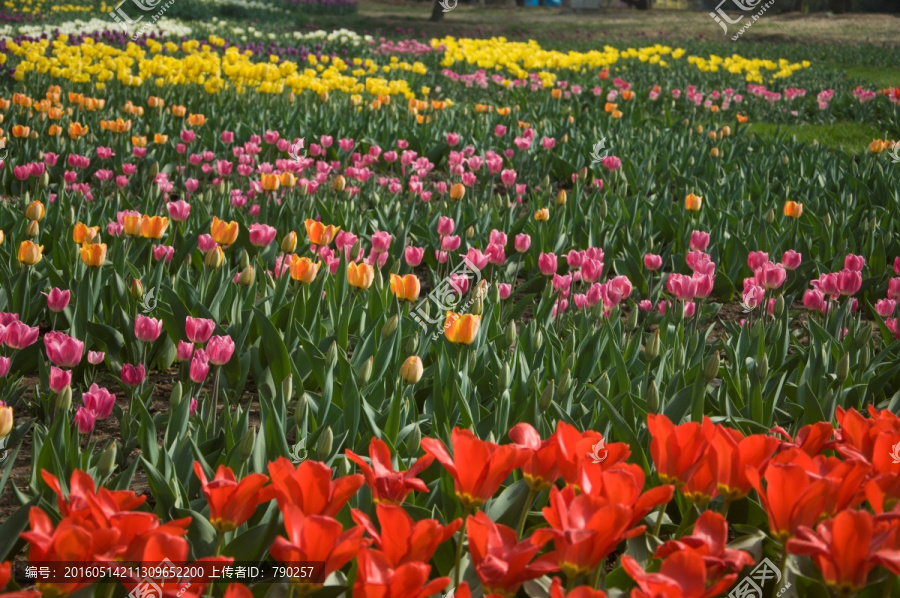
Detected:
[
  {"left": 347, "top": 262, "right": 374, "bottom": 290},
  {"left": 147, "top": 96, "right": 165, "bottom": 108},
  {"left": 68, "top": 122, "right": 88, "bottom": 140},
  {"left": 17, "top": 240, "right": 43, "bottom": 265},
  {"left": 260, "top": 173, "right": 280, "bottom": 192},
  {"left": 869, "top": 139, "right": 885, "bottom": 154},
  {"left": 444, "top": 312, "right": 480, "bottom": 345},
  {"left": 123, "top": 213, "right": 143, "bottom": 237},
  {"left": 496, "top": 106, "right": 511, "bottom": 116},
  {"left": 187, "top": 113, "right": 206, "bottom": 126},
  {"left": 154, "top": 133, "right": 168, "bottom": 144},
  {"left": 171, "top": 105, "right": 186, "bottom": 117},
  {"left": 25, "top": 200, "right": 45, "bottom": 221},
  {"left": 784, "top": 200, "right": 803, "bottom": 218},
  {"left": 622, "top": 90, "right": 634, "bottom": 101},
  {"left": 210, "top": 216, "right": 239, "bottom": 246},
  {"left": 736, "top": 113, "right": 749, "bottom": 123},
  {"left": 449, "top": 183, "right": 465, "bottom": 201},
  {"left": 685, "top": 193, "right": 703, "bottom": 211},
  {"left": 68, "top": 92, "right": 83, "bottom": 104},
  {"left": 332, "top": 175, "right": 346, "bottom": 191},
  {"left": 141, "top": 215, "right": 169, "bottom": 239},
  {"left": 279, "top": 172, "right": 296, "bottom": 188},
  {"left": 80, "top": 243, "right": 107, "bottom": 267},
  {"left": 304, "top": 219, "right": 339, "bottom": 246},
  {"left": 289, "top": 255, "right": 320, "bottom": 284},
  {"left": 551, "top": 89, "right": 562, "bottom": 99},
  {"left": 281, "top": 232, "right": 298, "bottom": 253},
  {"left": 131, "top": 136, "right": 147, "bottom": 148},
  {"left": 534, "top": 208, "right": 550, "bottom": 222},
  {"left": 647, "top": 414, "right": 715, "bottom": 489},
  {"left": 389, "top": 274, "right": 420, "bottom": 302},
  {"left": 11, "top": 125, "right": 30, "bottom": 138},
  {"left": 73, "top": 222, "right": 100, "bottom": 245},
  {"left": 48, "top": 125, "right": 62, "bottom": 136},
  {"left": 48, "top": 107, "right": 63, "bottom": 120}
]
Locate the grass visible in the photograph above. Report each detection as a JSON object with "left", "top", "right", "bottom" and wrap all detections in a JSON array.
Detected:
[
  {"left": 746, "top": 121, "right": 884, "bottom": 151},
  {"left": 841, "top": 66, "right": 900, "bottom": 89}
]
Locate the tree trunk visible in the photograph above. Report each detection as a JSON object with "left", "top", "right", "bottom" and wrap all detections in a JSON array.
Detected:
[{"left": 430, "top": 0, "right": 445, "bottom": 21}]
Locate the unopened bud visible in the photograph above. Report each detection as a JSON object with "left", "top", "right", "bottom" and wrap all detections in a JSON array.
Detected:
[
  {"left": 499, "top": 362, "right": 511, "bottom": 390},
  {"left": 407, "top": 424, "right": 422, "bottom": 453},
  {"left": 399, "top": 355, "right": 423, "bottom": 384},
  {"left": 710, "top": 147, "right": 720, "bottom": 158},
  {"left": 773, "top": 295, "right": 784, "bottom": 318},
  {"left": 557, "top": 370, "right": 572, "bottom": 397},
  {"left": 466, "top": 226, "right": 475, "bottom": 239},
  {"left": 506, "top": 321, "right": 517, "bottom": 347},
  {"left": 150, "top": 161, "right": 159, "bottom": 178},
  {"left": 599, "top": 200, "right": 608, "bottom": 219},
  {"left": 382, "top": 314, "right": 398, "bottom": 340},
  {"left": 240, "top": 249, "right": 250, "bottom": 270},
  {"left": 55, "top": 385, "right": 72, "bottom": 411},
  {"left": 758, "top": 354, "right": 768, "bottom": 382},
  {"left": 204, "top": 246, "right": 224, "bottom": 269},
  {"left": 281, "top": 232, "right": 298, "bottom": 253},
  {"left": 294, "top": 394, "right": 307, "bottom": 428},
  {"left": 471, "top": 296, "right": 483, "bottom": 316},
  {"left": 645, "top": 330, "right": 660, "bottom": 361},
  {"left": 99, "top": 443, "right": 118, "bottom": 478},
  {"left": 130, "top": 279, "right": 144, "bottom": 299},
  {"left": 836, "top": 352, "right": 849, "bottom": 384},
  {"left": 704, "top": 351, "right": 720, "bottom": 383},
  {"left": 332, "top": 175, "right": 346, "bottom": 192},
  {"left": 539, "top": 380, "right": 555, "bottom": 409},
  {"left": 26, "top": 220, "right": 39, "bottom": 237},
  {"left": 859, "top": 344, "right": 870, "bottom": 370},
  {"left": 238, "top": 426, "right": 256, "bottom": 460},
  {"left": 170, "top": 381, "right": 183, "bottom": 409},
  {"left": 357, "top": 356, "right": 374, "bottom": 385},
  {"left": 556, "top": 189, "right": 567, "bottom": 205},
  {"left": 406, "top": 331, "right": 419, "bottom": 354},
  {"left": 316, "top": 426, "right": 333, "bottom": 460},
  {"left": 626, "top": 307, "right": 639, "bottom": 330},
  {"left": 647, "top": 380, "right": 659, "bottom": 413},
  {"left": 325, "top": 341, "right": 338, "bottom": 369},
  {"left": 782, "top": 155, "right": 789, "bottom": 165},
  {"left": 237, "top": 265, "right": 255, "bottom": 286},
  {"left": 531, "top": 329, "right": 543, "bottom": 353},
  {"left": 823, "top": 213, "right": 832, "bottom": 228},
  {"left": 597, "top": 372, "right": 610, "bottom": 397}
]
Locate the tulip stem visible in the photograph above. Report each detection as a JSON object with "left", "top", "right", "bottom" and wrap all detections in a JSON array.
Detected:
[
  {"left": 721, "top": 498, "right": 732, "bottom": 519},
  {"left": 454, "top": 509, "right": 469, "bottom": 588},
  {"left": 590, "top": 564, "right": 606, "bottom": 590},
  {"left": 515, "top": 486, "right": 537, "bottom": 538},
  {"left": 214, "top": 529, "right": 225, "bottom": 556},
  {"left": 653, "top": 503, "right": 666, "bottom": 537}
]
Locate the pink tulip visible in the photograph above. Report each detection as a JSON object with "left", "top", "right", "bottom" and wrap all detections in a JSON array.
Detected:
[
  {"left": 683, "top": 302, "right": 696, "bottom": 318},
  {"left": 803, "top": 289, "right": 826, "bottom": 313},
  {"left": 639, "top": 299, "right": 652, "bottom": 312},
  {"left": 185, "top": 317, "right": 215, "bottom": 344},
  {"left": 685, "top": 251, "right": 711, "bottom": 273},
  {"left": 44, "top": 331, "right": 84, "bottom": 368},
  {"left": 190, "top": 349, "right": 210, "bottom": 383},
  {"left": 167, "top": 200, "right": 191, "bottom": 222},
  {"left": 74, "top": 407, "right": 97, "bottom": 434},
  {"left": 449, "top": 274, "right": 469, "bottom": 296},
  {"left": 489, "top": 229, "right": 507, "bottom": 246},
  {"left": 844, "top": 254, "right": 865, "bottom": 272},
  {"left": 87, "top": 351, "right": 105, "bottom": 365},
  {"left": 44, "top": 288, "right": 71, "bottom": 312},
  {"left": 601, "top": 156, "right": 622, "bottom": 171},
  {"left": 667, "top": 273, "right": 697, "bottom": 301},
  {"left": 83, "top": 383, "right": 116, "bottom": 419},
  {"left": 249, "top": 223, "right": 277, "bottom": 247},
  {"left": 437, "top": 217, "right": 455, "bottom": 236},
  {"left": 446, "top": 133, "right": 459, "bottom": 146},
  {"left": 5, "top": 321, "right": 39, "bottom": 350},
  {"left": 553, "top": 274, "right": 572, "bottom": 296},
  {"left": 121, "top": 363, "right": 146, "bottom": 387},
  {"left": 498, "top": 283, "right": 512, "bottom": 299},
  {"left": 693, "top": 273, "right": 714, "bottom": 298},
  {"left": 781, "top": 250, "right": 802, "bottom": 270},
  {"left": 441, "top": 235, "right": 461, "bottom": 252},
  {"left": 500, "top": 169, "right": 517, "bottom": 187},
  {"left": 206, "top": 335, "right": 235, "bottom": 366},
  {"left": 222, "top": 131, "right": 234, "bottom": 144},
  {"left": 607, "top": 276, "right": 633, "bottom": 304},
  {"left": 894, "top": 257, "right": 900, "bottom": 276},
  {"left": 813, "top": 273, "right": 840, "bottom": 297},
  {"left": 153, "top": 245, "right": 174, "bottom": 263},
  {"left": 538, "top": 253, "right": 558, "bottom": 276},
  {"left": 755, "top": 262, "right": 787, "bottom": 290},
  {"left": 198, "top": 234, "right": 217, "bottom": 252},
  {"left": 464, "top": 249, "right": 489, "bottom": 271},
  {"left": 0, "top": 356, "right": 10, "bottom": 377},
  {"left": 542, "top": 137, "right": 556, "bottom": 150},
  {"left": 371, "top": 231, "right": 392, "bottom": 253},
  {"left": 566, "top": 250, "right": 584, "bottom": 269},
  {"left": 189, "top": 397, "right": 199, "bottom": 417},
  {"left": 50, "top": 367, "right": 72, "bottom": 393},
  {"left": 581, "top": 258, "right": 604, "bottom": 284},
  {"left": 514, "top": 234, "right": 531, "bottom": 253},
  {"left": 494, "top": 125, "right": 507, "bottom": 137},
  {"left": 485, "top": 243, "right": 506, "bottom": 266},
  {"left": 404, "top": 246, "right": 424, "bottom": 267},
  {"left": 176, "top": 341, "right": 195, "bottom": 362},
  {"left": 435, "top": 250, "right": 449, "bottom": 264},
  {"left": 742, "top": 284, "right": 765, "bottom": 309},
  {"left": 135, "top": 315, "right": 163, "bottom": 343},
  {"left": 320, "top": 135, "right": 334, "bottom": 148},
  {"left": 747, "top": 251, "right": 769, "bottom": 272},
  {"left": 837, "top": 269, "right": 862, "bottom": 296},
  {"left": 643, "top": 254, "right": 662, "bottom": 271},
  {"left": 689, "top": 231, "right": 710, "bottom": 251},
  {"left": 876, "top": 299, "right": 896, "bottom": 317}
]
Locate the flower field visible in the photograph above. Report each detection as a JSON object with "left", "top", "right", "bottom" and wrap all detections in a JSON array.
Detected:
[{"left": 0, "top": 3, "right": 900, "bottom": 597}]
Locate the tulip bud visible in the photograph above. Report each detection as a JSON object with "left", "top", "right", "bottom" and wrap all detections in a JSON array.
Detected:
[
  {"left": 218, "top": 180, "right": 226, "bottom": 195},
  {"left": 563, "top": 352, "right": 575, "bottom": 373},
  {"left": 170, "top": 381, "right": 183, "bottom": 409},
  {"left": 399, "top": 355, "right": 423, "bottom": 384},
  {"left": 382, "top": 314, "right": 398, "bottom": 340},
  {"left": 859, "top": 344, "right": 870, "bottom": 371},
  {"left": 855, "top": 327, "right": 870, "bottom": 349},
  {"left": 758, "top": 354, "right": 768, "bottom": 383},
  {"left": 0, "top": 230, "right": 4, "bottom": 246},
  {"left": 407, "top": 424, "right": 422, "bottom": 453},
  {"left": 41, "top": 172, "right": 49, "bottom": 188},
  {"left": 645, "top": 330, "right": 660, "bottom": 361},
  {"left": 332, "top": 175, "right": 346, "bottom": 192},
  {"left": 281, "top": 375, "right": 293, "bottom": 403},
  {"left": 556, "top": 189, "right": 567, "bottom": 205},
  {"left": 599, "top": 200, "right": 608, "bottom": 219},
  {"left": 466, "top": 226, "right": 474, "bottom": 239},
  {"left": 557, "top": 370, "right": 572, "bottom": 398},
  {"left": 647, "top": 380, "right": 659, "bottom": 413},
  {"left": 357, "top": 356, "right": 373, "bottom": 386},
  {"left": 238, "top": 427, "right": 256, "bottom": 461},
  {"left": 150, "top": 161, "right": 159, "bottom": 178},
  {"left": 325, "top": 341, "right": 338, "bottom": 370},
  {"left": 626, "top": 307, "right": 639, "bottom": 330},
  {"left": 542, "top": 175, "right": 551, "bottom": 188},
  {"left": 836, "top": 352, "right": 849, "bottom": 384},
  {"left": 782, "top": 155, "right": 789, "bottom": 165},
  {"left": 721, "top": 126, "right": 731, "bottom": 137},
  {"left": 823, "top": 213, "right": 831, "bottom": 228},
  {"left": 55, "top": 385, "right": 72, "bottom": 412},
  {"left": 682, "top": 118, "right": 691, "bottom": 127},
  {"left": 708, "top": 131, "right": 717, "bottom": 141},
  {"left": 710, "top": 147, "right": 719, "bottom": 158},
  {"left": 99, "top": 443, "right": 118, "bottom": 478},
  {"left": 765, "top": 207, "right": 775, "bottom": 225},
  {"left": 266, "top": 271, "right": 277, "bottom": 289},
  {"left": 130, "top": 278, "right": 144, "bottom": 299},
  {"left": 773, "top": 295, "right": 784, "bottom": 318},
  {"left": 316, "top": 426, "right": 333, "bottom": 460},
  {"left": 471, "top": 296, "right": 483, "bottom": 316},
  {"left": 696, "top": 125, "right": 704, "bottom": 135},
  {"left": 294, "top": 393, "right": 307, "bottom": 428},
  {"left": 597, "top": 372, "right": 610, "bottom": 397},
  {"left": 531, "top": 328, "right": 543, "bottom": 353},
  {"left": 506, "top": 321, "right": 517, "bottom": 347},
  {"left": 204, "top": 247, "right": 224, "bottom": 269},
  {"left": 240, "top": 249, "right": 250, "bottom": 269},
  {"left": 450, "top": 183, "right": 465, "bottom": 201},
  {"left": 740, "top": 373, "right": 751, "bottom": 398},
  {"left": 281, "top": 232, "right": 297, "bottom": 254},
  {"left": 237, "top": 265, "right": 255, "bottom": 286},
  {"left": 561, "top": 133, "right": 568, "bottom": 144},
  {"left": 704, "top": 351, "right": 720, "bottom": 383},
  {"left": 539, "top": 380, "right": 554, "bottom": 409},
  {"left": 26, "top": 220, "right": 39, "bottom": 237},
  {"left": 374, "top": 267, "right": 383, "bottom": 292},
  {"left": 499, "top": 362, "right": 511, "bottom": 390}
]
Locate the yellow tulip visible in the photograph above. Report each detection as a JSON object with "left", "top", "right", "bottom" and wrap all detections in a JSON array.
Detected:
[
  {"left": 80, "top": 242, "right": 107, "bottom": 267},
  {"left": 390, "top": 274, "right": 420, "bottom": 302},
  {"left": 348, "top": 262, "right": 374, "bottom": 290},
  {"left": 141, "top": 215, "right": 169, "bottom": 239},
  {"left": 18, "top": 241, "right": 43, "bottom": 265},
  {"left": 210, "top": 216, "right": 239, "bottom": 246},
  {"left": 290, "top": 255, "right": 320, "bottom": 284},
  {"left": 444, "top": 312, "right": 480, "bottom": 345},
  {"left": 685, "top": 193, "right": 703, "bottom": 212},
  {"left": 399, "top": 356, "right": 424, "bottom": 384},
  {"left": 0, "top": 402, "right": 12, "bottom": 439}
]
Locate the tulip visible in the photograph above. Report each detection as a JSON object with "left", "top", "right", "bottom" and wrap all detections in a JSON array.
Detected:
[
  {"left": 876, "top": 299, "right": 896, "bottom": 317},
  {"left": 844, "top": 254, "right": 865, "bottom": 272},
  {"left": 371, "top": 231, "right": 393, "bottom": 253},
  {"left": 80, "top": 243, "right": 107, "bottom": 267},
  {"left": 177, "top": 340, "right": 195, "bottom": 362},
  {"left": 25, "top": 200, "right": 45, "bottom": 221},
  {"left": 709, "top": 425, "right": 779, "bottom": 501},
  {"left": 73, "top": 222, "right": 100, "bottom": 244},
  {"left": 206, "top": 335, "right": 235, "bottom": 366},
  {"left": 17, "top": 241, "right": 43, "bottom": 265},
  {"left": 449, "top": 183, "right": 466, "bottom": 201},
  {"left": 803, "top": 289, "right": 826, "bottom": 313},
  {"left": 742, "top": 284, "right": 765, "bottom": 309},
  {"left": 667, "top": 273, "right": 697, "bottom": 301},
  {"left": 44, "top": 331, "right": 84, "bottom": 368},
  {"left": 643, "top": 253, "right": 662, "bottom": 270},
  {"left": 782, "top": 250, "right": 802, "bottom": 270},
  {"left": 747, "top": 251, "right": 769, "bottom": 272},
  {"left": 305, "top": 219, "right": 340, "bottom": 246},
  {"left": 281, "top": 232, "right": 298, "bottom": 253},
  {"left": 210, "top": 216, "right": 239, "bottom": 246},
  {"left": 399, "top": 356, "right": 424, "bottom": 385},
  {"left": 389, "top": 274, "right": 420, "bottom": 302},
  {"left": 44, "top": 288, "right": 70, "bottom": 312},
  {"left": 685, "top": 193, "right": 703, "bottom": 211},
  {"left": 122, "top": 213, "right": 143, "bottom": 236},
  {"left": 837, "top": 269, "right": 862, "bottom": 296},
  {"left": 755, "top": 262, "right": 787, "bottom": 290},
  {"left": 538, "top": 253, "right": 558, "bottom": 276},
  {"left": 189, "top": 349, "right": 210, "bottom": 383},
  {"left": 82, "top": 384, "right": 116, "bottom": 419},
  {"left": 747, "top": 458, "right": 832, "bottom": 542},
  {"left": 167, "top": 200, "right": 191, "bottom": 222},
  {"left": 49, "top": 367, "right": 72, "bottom": 393},
  {"left": 74, "top": 407, "right": 97, "bottom": 434},
  {"left": 121, "top": 363, "right": 146, "bottom": 386},
  {"left": 87, "top": 351, "right": 105, "bottom": 365},
  {"left": 193, "top": 462, "right": 270, "bottom": 533},
  {"left": 248, "top": 223, "right": 277, "bottom": 247},
  {"left": 4, "top": 321, "right": 39, "bottom": 349},
  {"left": 437, "top": 216, "right": 455, "bottom": 237},
  {"left": 348, "top": 262, "right": 375, "bottom": 290},
  {"left": 534, "top": 208, "right": 550, "bottom": 221},
  {"left": 514, "top": 234, "right": 531, "bottom": 253},
  {"left": 204, "top": 246, "right": 225, "bottom": 269},
  {"left": 134, "top": 315, "right": 163, "bottom": 343},
  {"left": 783, "top": 200, "right": 803, "bottom": 218},
  {"left": 141, "top": 215, "right": 169, "bottom": 239},
  {"left": 498, "top": 283, "right": 512, "bottom": 299},
  {"left": 0, "top": 402, "right": 12, "bottom": 439},
  {"left": 444, "top": 312, "right": 480, "bottom": 345},
  {"left": 689, "top": 230, "right": 710, "bottom": 251},
  {"left": 290, "top": 256, "right": 320, "bottom": 284},
  {"left": 404, "top": 246, "right": 424, "bottom": 267}
]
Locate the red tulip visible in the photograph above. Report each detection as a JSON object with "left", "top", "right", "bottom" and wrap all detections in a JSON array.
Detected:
[
  {"left": 746, "top": 457, "right": 833, "bottom": 542},
  {"left": 508, "top": 423, "right": 560, "bottom": 491},
  {"left": 352, "top": 547, "right": 450, "bottom": 598},
  {"left": 555, "top": 421, "right": 629, "bottom": 487},
  {"left": 265, "top": 457, "right": 364, "bottom": 516},
  {"left": 578, "top": 463, "right": 674, "bottom": 529},
  {"left": 421, "top": 428, "right": 526, "bottom": 510},
  {"left": 623, "top": 550, "right": 738, "bottom": 598},
  {"left": 647, "top": 414, "right": 714, "bottom": 488},
  {"left": 223, "top": 584, "right": 252, "bottom": 598},
  {"left": 270, "top": 504, "right": 366, "bottom": 590},
  {"left": 192, "top": 462, "right": 270, "bottom": 532},
  {"left": 20, "top": 508, "right": 96, "bottom": 596},
  {"left": 345, "top": 438, "right": 434, "bottom": 505},
  {"left": 351, "top": 504, "right": 461, "bottom": 567},
  {"left": 787, "top": 510, "right": 900, "bottom": 593},
  {"left": 654, "top": 511, "right": 754, "bottom": 580},
  {"left": 769, "top": 421, "right": 833, "bottom": 456},
  {"left": 709, "top": 425, "right": 779, "bottom": 501},
  {"left": 549, "top": 577, "right": 607, "bottom": 598},
  {"left": 466, "top": 511, "right": 558, "bottom": 595}
]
